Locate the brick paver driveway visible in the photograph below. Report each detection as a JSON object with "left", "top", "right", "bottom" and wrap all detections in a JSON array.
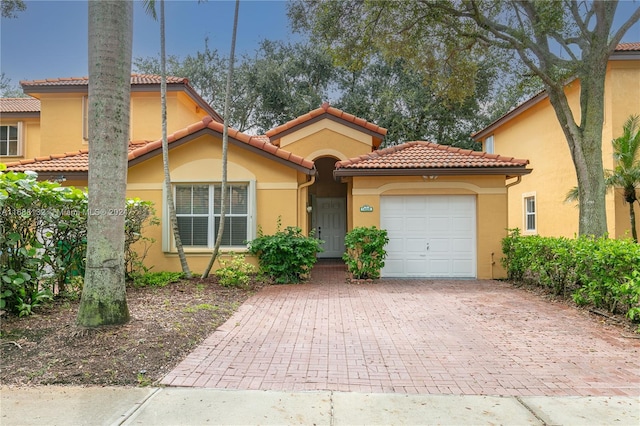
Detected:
[{"left": 163, "top": 262, "right": 640, "bottom": 396}]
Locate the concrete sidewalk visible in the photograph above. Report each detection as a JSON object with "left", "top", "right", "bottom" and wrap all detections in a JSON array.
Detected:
[{"left": 1, "top": 386, "right": 639, "bottom": 425}]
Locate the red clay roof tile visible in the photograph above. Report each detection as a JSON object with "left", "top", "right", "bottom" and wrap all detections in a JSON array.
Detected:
[
  {"left": 335, "top": 141, "right": 529, "bottom": 170},
  {"left": 19, "top": 74, "right": 189, "bottom": 87},
  {"left": 265, "top": 102, "right": 388, "bottom": 139},
  {"left": 4, "top": 116, "right": 315, "bottom": 175},
  {"left": 0, "top": 97, "right": 41, "bottom": 113}
]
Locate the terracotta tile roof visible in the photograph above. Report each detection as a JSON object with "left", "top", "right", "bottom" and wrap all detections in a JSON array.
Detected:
[
  {"left": 4, "top": 117, "right": 315, "bottom": 175},
  {"left": 0, "top": 97, "right": 41, "bottom": 113},
  {"left": 19, "top": 73, "right": 222, "bottom": 124},
  {"left": 335, "top": 141, "right": 529, "bottom": 172},
  {"left": 128, "top": 116, "right": 315, "bottom": 171},
  {"left": 4, "top": 150, "right": 89, "bottom": 173},
  {"left": 3, "top": 142, "right": 148, "bottom": 173},
  {"left": 266, "top": 102, "right": 387, "bottom": 141},
  {"left": 616, "top": 42, "right": 640, "bottom": 51},
  {"left": 19, "top": 74, "right": 188, "bottom": 87}
]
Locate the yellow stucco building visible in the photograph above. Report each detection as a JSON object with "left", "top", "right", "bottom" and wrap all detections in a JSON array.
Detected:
[
  {"left": 473, "top": 43, "right": 640, "bottom": 239},
  {"left": 2, "top": 75, "right": 532, "bottom": 279}
]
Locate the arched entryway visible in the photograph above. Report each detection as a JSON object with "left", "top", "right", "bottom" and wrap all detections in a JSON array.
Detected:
[{"left": 309, "top": 156, "right": 347, "bottom": 258}]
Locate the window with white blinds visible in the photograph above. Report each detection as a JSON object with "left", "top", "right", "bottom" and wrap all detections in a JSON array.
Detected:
[
  {"left": 524, "top": 195, "right": 536, "bottom": 233},
  {"left": 175, "top": 183, "right": 249, "bottom": 247}
]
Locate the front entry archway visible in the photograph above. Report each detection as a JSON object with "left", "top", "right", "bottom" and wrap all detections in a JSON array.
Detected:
[{"left": 309, "top": 157, "right": 346, "bottom": 258}]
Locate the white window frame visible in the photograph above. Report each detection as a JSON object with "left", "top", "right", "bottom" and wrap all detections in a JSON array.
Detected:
[
  {"left": 484, "top": 135, "right": 494, "bottom": 154},
  {"left": 162, "top": 180, "right": 256, "bottom": 252},
  {"left": 0, "top": 122, "right": 23, "bottom": 157},
  {"left": 523, "top": 192, "right": 537, "bottom": 234},
  {"left": 82, "top": 96, "right": 89, "bottom": 142}
]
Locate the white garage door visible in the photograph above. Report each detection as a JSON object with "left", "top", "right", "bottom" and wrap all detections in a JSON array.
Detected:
[{"left": 380, "top": 195, "right": 476, "bottom": 278}]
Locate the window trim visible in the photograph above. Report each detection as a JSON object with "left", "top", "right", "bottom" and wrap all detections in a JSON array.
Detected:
[
  {"left": 162, "top": 180, "right": 256, "bottom": 252},
  {"left": 0, "top": 122, "right": 23, "bottom": 157},
  {"left": 484, "top": 135, "right": 494, "bottom": 154},
  {"left": 523, "top": 192, "right": 537, "bottom": 234}
]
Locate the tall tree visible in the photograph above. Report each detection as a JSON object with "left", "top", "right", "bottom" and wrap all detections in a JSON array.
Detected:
[
  {"left": 202, "top": 0, "right": 240, "bottom": 279},
  {"left": 77, "top": 1, "right": 132, "bottom": 327},
  {"left": 606, "top": 115, "right": 640, "bottom": 242},
  {"left": 143, "top": 0, "right": 192, "bottom": 278},
  {"left": 289, "top": 0, "right": 640, "bottom": 237}
]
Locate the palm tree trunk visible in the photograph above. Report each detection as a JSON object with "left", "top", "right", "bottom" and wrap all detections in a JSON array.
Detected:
[
  {"left": 202, "top": 0, "right": 240, "bottom": 278},
  {"left": 77, "top": 0, "right": 132, "bottom": 327},
  {"left": 630, "top": 200, "right": 638, "bottom": 243},
  {"left": 159, "top": 0, "right": 192, "bottom": 277}
]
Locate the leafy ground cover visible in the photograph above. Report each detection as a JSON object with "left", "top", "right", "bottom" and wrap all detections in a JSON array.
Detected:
[{"left": 0, "top": 277, "right": 264, "bottom": 387}]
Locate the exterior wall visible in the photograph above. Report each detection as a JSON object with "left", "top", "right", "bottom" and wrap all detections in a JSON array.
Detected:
[
  {"left": 21, "top": 89, "right": 208, "bottom": 159},
  {"left": 277, "top": 120, "right": 374, "bottom": 160},
  {"left": 38, "top": 94, "right": 87, "bottom": 155},
  {"left": 129, "top": 91, "right": 210, "bottom": 142},
  {"left": 347, "top": 175, "right": 509, "bottom": 279},
  {"left": 126, "top": 134, "right": 301, "bottom": 273},
  {"left": 484, "top": 58, "right": 640, "bottom": 238}
]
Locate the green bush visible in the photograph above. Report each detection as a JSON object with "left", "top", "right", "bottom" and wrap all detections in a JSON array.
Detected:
[
  {"left": 0, "top": 167, "right": 158, "bottom": 315},
  {"left": 215, "top": 253, "right": 256, "bottom": 288},
  {"left": 501, "top": 230, "right": 640, "bottom": 322},
  {"left": 343, "top": 226, "right": 389, "bottom": 280},
  {"left": 247, "top": 221, "right": 323, "bottom": 284}
]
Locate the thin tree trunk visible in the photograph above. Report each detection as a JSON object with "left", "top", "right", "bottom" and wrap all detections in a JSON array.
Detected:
[
  {"left": 202, "top": 0, "right": 240, "bottom": 278},
  {"left": 77, "top": 1, "right": 132, "bottom": 327},
  {"left": 159, "top": 0, "right": 192, "bottom": 278},
  {"left": 630, "top": 200, "right": 638, "bottom": 243}
]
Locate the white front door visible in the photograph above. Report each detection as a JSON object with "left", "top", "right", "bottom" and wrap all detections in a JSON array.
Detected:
[
  {"left": 380, "top": 195, "right": 476, "bottom": 278},
  {"left": 316, "top": 197, "right": 346, "bottom": 258}
]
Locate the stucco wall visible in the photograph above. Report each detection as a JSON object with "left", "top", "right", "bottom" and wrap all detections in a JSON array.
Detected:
[{"left": 486, "top": 59, "right": 640, "bottom": 239}]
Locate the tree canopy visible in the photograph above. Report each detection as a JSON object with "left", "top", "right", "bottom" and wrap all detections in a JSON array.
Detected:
[{"left": 288, "top": 0, "right": 640, "bottom": 237}]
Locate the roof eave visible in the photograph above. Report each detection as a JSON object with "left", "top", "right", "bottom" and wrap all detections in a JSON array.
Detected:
[
  {"left": 334, "top": 167, "right": 533, "bottom": 178},
  {"left": 128, "top": 128, "right": 316, "bottom": 176},
  {"left": 0, "top": 112, "right": 40, "bottom": 118},
  {"left": 269, "top": 113, "right": 387, "bottom": 143}
]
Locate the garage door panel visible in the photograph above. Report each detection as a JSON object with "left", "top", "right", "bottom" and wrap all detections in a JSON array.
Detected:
[
  {"left": 451, "top": 238, "right": 473, "bottom": 253},
  {"left": 406, "top": 217, "right": 428, "bottom": 231},
  {"left": 386, "top": 237, "right": 405, "bottom": 253},
  {"left": 381, "top": 195, "right": 476, "bottom": 278}
]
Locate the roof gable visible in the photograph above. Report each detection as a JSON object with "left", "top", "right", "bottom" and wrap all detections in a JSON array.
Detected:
[
  {"left": 335, "top": 141, "right": 531, "bottom": 177},
  {"left": 266, "top": 102, "right": 387, "bottom": 148}
]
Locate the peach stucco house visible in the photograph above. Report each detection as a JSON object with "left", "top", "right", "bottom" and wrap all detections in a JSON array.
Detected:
[
  {"left": 1, "top": 75, "right": 532, "bottom": 279},
  {"left": 473, "top": 43, "right": 640, "bottom": 239}
]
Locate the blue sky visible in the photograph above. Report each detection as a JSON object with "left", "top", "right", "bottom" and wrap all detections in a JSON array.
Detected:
[
  {"left": 1, "top": 0, "right": 300, "bottom": 85},
  {"left": 1, "top": 0, "right": 639, "bottom": 87}
]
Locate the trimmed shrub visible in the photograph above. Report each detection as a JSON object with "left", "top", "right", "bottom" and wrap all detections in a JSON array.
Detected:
[
  {"left": 501, "top": 230, "right": 640, "bottom": 323},
  {"left": 215, "top": 253, "right": 256, "bottom": 288},
  {"left": 248, "top": 222, "right": 323, "bottom": 284},
  {"left": 343, "top": 226, "right": 389, "bottom": 280}
]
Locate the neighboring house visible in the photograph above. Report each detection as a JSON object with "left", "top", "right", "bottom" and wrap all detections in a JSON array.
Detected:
[
  {"left": 473, "top": 43, "right": 640, "bottom": 239},
  {"left": 2, "top": 76, "right": 531, "bottom": 279}
]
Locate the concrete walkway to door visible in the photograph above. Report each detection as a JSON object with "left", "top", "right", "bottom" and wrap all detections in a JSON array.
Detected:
[{"left": 162, "top": 261, "right": 640, "bottom": 397}]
